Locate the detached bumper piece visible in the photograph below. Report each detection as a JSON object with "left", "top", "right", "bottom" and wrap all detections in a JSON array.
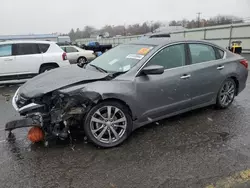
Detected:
[{"left": 5, "top": 118, "right": 40, "bottom": 131}]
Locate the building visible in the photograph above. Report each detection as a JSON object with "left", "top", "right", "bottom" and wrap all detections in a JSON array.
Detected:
[
  {"left": 153, "top": 26, "right": 186, "bottom": 34},
  {"left": 0, "top": 34, "right": 59, "bottom": 42}
]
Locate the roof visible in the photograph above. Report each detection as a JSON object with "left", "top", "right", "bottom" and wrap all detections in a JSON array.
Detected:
[
  {"left": 0, "top": 34, "right": 58, "bottom": 40},
  {"left": 0, "top": 40, "right": 56, "bottom": 45},
  {"left": 60, "top": 45, "right": 75, "bottom": 47},
  {"left": 127, "top": 38, "right": 223, "bottom": 49},
  {"left": 58, "top": 36, "right": 70, "bottom": 38},
  {"left": 128, "top": 38, "right": 184, "bottom": 46}
]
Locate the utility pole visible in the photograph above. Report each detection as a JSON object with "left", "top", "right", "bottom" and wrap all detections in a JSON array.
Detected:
[
  {"left": 197, "top": 12, "right": 202, "bottom": 28},
  {"left": 151, "top": 21, "right": 153, "bottom": 33},
  {"left": 124, "top": 23, "right": 126, "bottom": 36}
]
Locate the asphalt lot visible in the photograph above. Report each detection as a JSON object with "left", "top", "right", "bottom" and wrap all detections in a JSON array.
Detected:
[{"left": 0, "top": 54, "right": 250, "bottom": 188}]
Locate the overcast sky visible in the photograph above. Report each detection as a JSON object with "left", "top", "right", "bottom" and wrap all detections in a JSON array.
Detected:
[{"left": 1, "top": 0, "right": 250, "bottom": 35}]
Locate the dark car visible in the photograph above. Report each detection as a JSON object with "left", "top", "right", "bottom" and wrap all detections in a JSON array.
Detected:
[
  {"left": 81, "top": 41, "right": 112, "bottom": 53},
  {"left": 6, "top": 38, "right": 248, "bottom": 148}
]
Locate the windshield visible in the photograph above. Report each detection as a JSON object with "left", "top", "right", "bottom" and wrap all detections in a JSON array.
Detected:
[{"left": 88, "top": 44, "right": 154, "bottom": 73}]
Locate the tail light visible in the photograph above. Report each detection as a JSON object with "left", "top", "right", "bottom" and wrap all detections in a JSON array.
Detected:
[
  {"left": 62, "top": 52, "right": 67, "bottom": 61},
  {"left": 240, "top": 59, "right": 248, "bottom": 69}
]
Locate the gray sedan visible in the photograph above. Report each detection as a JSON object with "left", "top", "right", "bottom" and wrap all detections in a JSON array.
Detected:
[{"left": 7, "top": 38, "right": 248, "bottom": 148}]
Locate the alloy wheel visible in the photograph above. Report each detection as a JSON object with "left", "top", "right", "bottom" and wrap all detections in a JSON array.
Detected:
[
  {"left": 78, "top": 57, "right": 86, "bottom": 64},
  {"left": 219, "top": 80, "right": 236, "bottom": 106},
  {"left": 90, "top": 106, "right": 127, "bottom": 144}
]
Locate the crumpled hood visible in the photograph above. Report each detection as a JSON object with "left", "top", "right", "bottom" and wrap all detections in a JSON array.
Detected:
[{"left": 19, "top": 65, "right": 109, "bottom": 98}]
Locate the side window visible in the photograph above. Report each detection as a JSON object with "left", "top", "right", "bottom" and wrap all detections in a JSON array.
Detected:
[
  {"left": 0, "top": 44, "right": 12, "bottom": 57},
  {"left": 147, "top": 44, "right": 185, "bottom": 69},
  {"left": 16, "top": 43, "right": 40, "bottom": 55},
  {"left": 66, "top": 47, "right": 78, "bottom": 53},
  {"left": 217, "top": 48, "right": 225, "bottom": 59},
  {"left": 60, "top": 47, "right": 66, "bottom": 52},
  {"left": 189, "top": 44, "right": 216, "bottom": 64},
  {"left": 38, "top": 44, "right": 50, "bottom": 53}
]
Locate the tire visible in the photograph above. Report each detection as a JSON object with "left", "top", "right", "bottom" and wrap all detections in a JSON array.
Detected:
[
  {"left": 39, "top": 65, "right": 57, "bottom": 73},
  {"left": 77, "top": 57, "right": 87, "bottom": 64},
  {"left": 83, "top": 100, "right": 132, "bottom": 148},
  {"left": 216, "top": 78, "right": 236, "bottom": 109}
]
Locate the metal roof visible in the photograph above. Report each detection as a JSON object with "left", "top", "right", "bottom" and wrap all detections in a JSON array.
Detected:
[
  {"left": 154, "top": 26, "right": 186, "bottom": 34},
  {"left": 0, "top": 34, "right": 58, "bottom": 40}
]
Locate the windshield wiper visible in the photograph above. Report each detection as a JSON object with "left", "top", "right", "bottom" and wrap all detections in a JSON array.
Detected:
[
  {"left": 109, "top": 71, "right": 127, "bottom": 78},
  {"left": 89, "top": 64, "right": 107, "bottom": 73}
]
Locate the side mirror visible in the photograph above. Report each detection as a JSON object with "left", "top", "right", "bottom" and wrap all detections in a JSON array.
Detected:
[{"left": 141, "top": 65, "right": 164, "bottom": 75}]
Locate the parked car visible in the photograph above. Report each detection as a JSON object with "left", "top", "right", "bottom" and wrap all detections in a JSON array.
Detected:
[
  {"left": 60, "top": 45, "right": 96, "bottom": 64},
  {"left": 81, "top": 42, "right": 112, "bottom": 53},
  {"left": 0, "top": 40, "right": 70, "bottom": 84},
  {"left": 6, "top": 39, "right": 248, "bottom": 148}
]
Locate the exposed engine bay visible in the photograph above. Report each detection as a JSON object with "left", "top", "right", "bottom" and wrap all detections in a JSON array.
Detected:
[{"left": 6, "top": 88, "right": 102, "bottom": 143}]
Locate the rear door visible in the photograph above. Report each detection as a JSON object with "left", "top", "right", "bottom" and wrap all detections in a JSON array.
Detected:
[
  {"left": 65, "top": 46, "right": 79, "bottom": 63},
  {"left": 13, "top": 43, "right": 44, "bottom": 75},
  {"left": 187, "top": 43, "right": 226, "bottom": 106},
  {"left": 0, "top": 43, "right": 16, "bottom": 76}
]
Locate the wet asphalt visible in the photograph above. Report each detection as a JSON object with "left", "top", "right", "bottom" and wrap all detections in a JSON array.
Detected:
[{"left": 0, "top": 54, "right": 250, "bottom": 188}]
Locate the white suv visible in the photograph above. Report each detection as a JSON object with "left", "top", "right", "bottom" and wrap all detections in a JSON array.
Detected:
[{"left": 0, "top": 40, "right": 70, "bottom": 84}]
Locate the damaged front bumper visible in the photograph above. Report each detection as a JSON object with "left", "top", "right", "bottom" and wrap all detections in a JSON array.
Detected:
[
  {"left": 12, "top": 88, "right": 44, "bottom": 114},
  {"left": 5, "top": 116, "right": 42, "bottom": 131},
  {"left": 6, "top": 88, "right": 45, "bottom": 131},
  {"left": 7, "top": 86, "right": 97, "bottom": 133}
]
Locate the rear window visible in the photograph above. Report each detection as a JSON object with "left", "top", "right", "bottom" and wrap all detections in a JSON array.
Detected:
[
  {"left": 38, "top": 43, "right": 50, "bottom": 53},
  {"left": 15, "top": 43, "right": 40, "bottom": 55},
  {"left": 66, "top": 47, "right": 78, "bottom": 53}
]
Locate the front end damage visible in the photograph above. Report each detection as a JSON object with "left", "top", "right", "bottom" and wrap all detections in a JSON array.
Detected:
[{"left": 6, "top": 87, "right": 102, "bottom": 142}]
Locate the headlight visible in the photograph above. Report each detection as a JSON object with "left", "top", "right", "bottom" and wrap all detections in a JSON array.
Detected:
[{"left": 12, "top": 88, "right": 20, "bottom": 111}]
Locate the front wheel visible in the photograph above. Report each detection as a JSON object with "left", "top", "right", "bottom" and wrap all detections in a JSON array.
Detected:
[
  {"left": 216, "top": 78, "right": 236, "bottom": 109},
  {"left": 83, "top": 101, "right": 132, "bottom": 148}
]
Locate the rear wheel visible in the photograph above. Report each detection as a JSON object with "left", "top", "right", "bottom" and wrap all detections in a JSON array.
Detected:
[
  {"left": 84, "top": 101, "right": 132, "bottom": 148},
  {"left": 39, "top": 65, "right": 58, "bottom": 73},
  {"left": 77, "top": 57, "right": 87, "bottom": 64},
  {"left": 216, "top": 78, "right": 236, "bottom": 109}
]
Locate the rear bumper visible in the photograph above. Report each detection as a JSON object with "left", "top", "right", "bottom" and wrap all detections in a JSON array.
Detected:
[
  {"left": 88, "top": 56, "right": 96, "bottom": 62},
  {"left": 238, "top": 69, "right": 248, "bottom": 94},
  {"left": 59, "top": 60, "right": 71, "bottom": 67}
]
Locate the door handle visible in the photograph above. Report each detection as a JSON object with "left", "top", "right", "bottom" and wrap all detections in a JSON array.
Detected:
[
  {"left": 217, "top": 65, "right": 224, "bottom": 70},
  {"left": 180, "top": 74, "right": 191, "bottom": 79},
  {"left": 4, "top": 58, "right": 13, "bottom": 61}
]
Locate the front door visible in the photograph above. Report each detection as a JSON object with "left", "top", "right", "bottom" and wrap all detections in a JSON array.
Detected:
[{"left": 135, "top": 43, "right": 193, "bottom": 123}]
